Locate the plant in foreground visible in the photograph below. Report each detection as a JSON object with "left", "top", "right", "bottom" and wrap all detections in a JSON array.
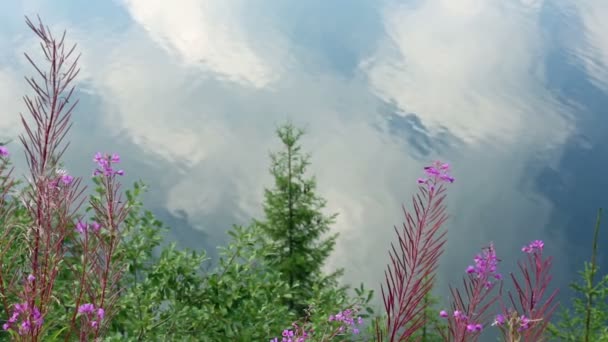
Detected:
[
  {"left": 270, "top": 305, "right": 365, "bottom": 341},
  {"left": 275, "top": 161, "right": 555, "bottom": 342},
  {"left": 440, "top": 242, "right": 503, "bottom": 341},
  {"left": 439, "top": 239, "right": 558, "bottom": 342},
  {"left": 548, "top": 208, "right": 608, "bottom": 341},
  {"left": 374, "top": 161, "right": 453, "bottom": 341},
  {"left": 0, "top": 15, "right": 572, "bottom": 342},
  {"left": 493, "top": 239, "right": 558, "bottom": 342},
  {"left": 2, "top": 275, "right": 43, "bottom": 335},
  {"left": 1, "top": 16, "right": 129, "bottom": 341}
]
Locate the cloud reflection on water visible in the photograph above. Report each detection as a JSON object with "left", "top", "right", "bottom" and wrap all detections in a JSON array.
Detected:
[
  {"left": 0, "top": 0, "right": 605, "bottom": 315},
  {"left": 122, "top": 0, "right": 288, "bottom": 88}
]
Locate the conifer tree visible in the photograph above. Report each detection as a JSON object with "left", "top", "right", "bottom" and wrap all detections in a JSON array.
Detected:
[{"left": 256, "top": 123, "right": 341, "bottom": 317}]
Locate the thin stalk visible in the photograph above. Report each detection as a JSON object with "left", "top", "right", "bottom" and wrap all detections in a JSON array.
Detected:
[{"left": 584, "top": 208, "right": 602, "bottom": 342}]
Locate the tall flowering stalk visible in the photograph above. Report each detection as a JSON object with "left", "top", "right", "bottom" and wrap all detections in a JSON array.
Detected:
[
  {"left": 65, "top": 153, "right": 128, "bottom": 341},
  {"left": 0, "top": 16, "right": 129, "bottom": 341},
  {"left": 1, "top": 15, "right": 87, "bottom": 341},
  {"left": 440, "top": 243, "right": 503, "bottom": 341},
  {"left": 375, "top": 161, "right": 453, "bottom": 341},
  {"left": 493, "top": 240, "right": 558, "bottom": 341}
]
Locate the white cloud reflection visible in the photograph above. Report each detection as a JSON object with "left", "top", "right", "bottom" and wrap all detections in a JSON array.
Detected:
[
  {"left": 120, "top": 0, "right": 284, "bottom": 88},
  {"left": 57, "top": 0, "right": 578, "bottom": 301},
  {"left": 0, "top": 0, "right": 593, "bottom": 312},
  {"left": 0, "top": 68, "right": 25, "bottom": 138},
  {"left": 571, "top": 0, "right": 608, "bottom": 92},
  {"left": 362, "top": 0, "right": 570, "bottom": 147},
  {"left": 358, "top": 0, "right": 577, "bottom": 298}
]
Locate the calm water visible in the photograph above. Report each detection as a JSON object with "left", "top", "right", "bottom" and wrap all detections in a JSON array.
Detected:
[{"left": 1, "top": 0, "right": 608, "bottom": 325}]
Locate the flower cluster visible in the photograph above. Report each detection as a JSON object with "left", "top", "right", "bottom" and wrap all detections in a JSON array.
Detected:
[
  {"left": 2, "top": 302, "right": 43, "bottom": 335},
  {"left": 522, "top": 240, "right": 544, "bottom": 253},
  {"left": 75, "top": 220, "right": 101, "bottom": 235},
  {"left": 417, "top": 160, "right": 455, "bottom": 190},
  {"left": 440, "top": 243, "right": 503, "bottom": 338},
  {"left": 466, "top": 242, "right": 502, "bottom": 288},
  {"left": 270, "top": 308, "right": 364, "bottom": 342},
  {"left": 492, "top": 239, "right": 552, "bottom": 340},
  {"left": 271, "top": 327, "right": 309, "bottom": 342},
  {"left": 3, "top": 275, "right": 43, "bottom": 335},
  {"left": 56, "top": 169, "right": 74, "bottom": 185},
  {"left": 0, "top": 146, "right": 9, "bottom": 157},
  {"left": 492, "top": 308, "right": 544, "bottom": 342},
  {"left": 93, "top": 152, "right": 124, "bottom": 177},
  {"left": 328, "top": 308, "right": 364, "bottom": 335},
  {"left": 492, "top": 310, "right": 536, "bottom": 331},
  {"left": 48, "top": 168, "right": 74, "bottom": 189},
  {"left": 440, "top": 309, "right": 484, "bottom": 333},
  {"left": 77, "top": 303, "right": 105, "bottom": 328}
]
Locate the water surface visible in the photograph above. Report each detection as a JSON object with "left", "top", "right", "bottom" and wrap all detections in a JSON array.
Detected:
[{"left": 1, "top": 0, "right": 608, "bottom": 321}]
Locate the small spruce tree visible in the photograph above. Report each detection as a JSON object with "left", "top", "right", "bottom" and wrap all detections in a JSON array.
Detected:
[{"left": 256, "top": 123, "right": 341, "bottom": 318}]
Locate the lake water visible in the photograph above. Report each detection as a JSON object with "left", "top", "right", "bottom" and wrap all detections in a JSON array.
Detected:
[{"left": 1, "top": 0, "right": 607, "bottom": 328}]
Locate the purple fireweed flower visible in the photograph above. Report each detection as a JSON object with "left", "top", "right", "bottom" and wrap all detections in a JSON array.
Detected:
[
  {"left": 502, "top": 239, "right": 556, "bottom": 339},
  {"left": 0, "top": 146, "right": 9, "bottom": 157},
  {"left": 20, "top": 320, "right": 31, "bottom": 335},
  {"left": 55, "top": 169, "right": 74, "bottom": 185},
  {"left": 492, "top": 314, "right": 506, "bottom": 326},
  {"left": 60, "top": 174, "right": 74, "bottom": 185},
  {"left": 78, "top": 303, "right": 95, "bottom": 315},
  {"left": 521, "top": 240, "right": 544, "bottom": 253},
  {"left": 466, "top": 323, "right": 483, "bottom": 332},
  {"left": 93, "top": 152, "right": 105, "bottom": 166},
  {"left": 328, "top": 308, "right": 363, "bottom": 335},
  {"left": 75, "top": 220, "right": 87, "bottom": 234},
  {"left": 93, "top": 152, "right": 124, "bottom": 177},
  {"left": 75, "top": 220, "right": 102, "bottom": 234},
  {"left": 271, "top": 328, "right": 306, "bottom": 342},
  {"left": 493, "top": 239, "right": 556, "bottom": 341},
  {"left": 442, "top": 308, "right": 486, "bottom": 333},
  {"left": 32, "top": 307, "right": 42, "bottom": 328},
  {"left": 518, "top": 315, "right": 531, "bottom": 331},
  {"left": 3, "top": 302, "right": 43, "bottom": 335},
  {"left": 417, "top": 160, "right": 455, "bottom": 189},
  {"left": 78, "top": 303, "right": 104, "bottom": 330},
  {"left": 442, "top": 243, "right": 503, "bottom": 341},
  {"left": 48, "top": 169, "right": 74, "bottom": 189},
  {"left": 3, "top": 311, "right": 18, "bottom": 331},
  {"left": 467, "top": 242, "right": 502, "bottom": 288},
  {"left": 272, "top": 307, "right": 363, "bottom": 341},
  {"left": 494, "top": 309, "right": 541, "bottom": 339},
  {"left": 453, "top": 310, "right": 467, "bottom": 320},
  {"left": 90, "top": 221, "right": 101, "bottom": 233}
]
